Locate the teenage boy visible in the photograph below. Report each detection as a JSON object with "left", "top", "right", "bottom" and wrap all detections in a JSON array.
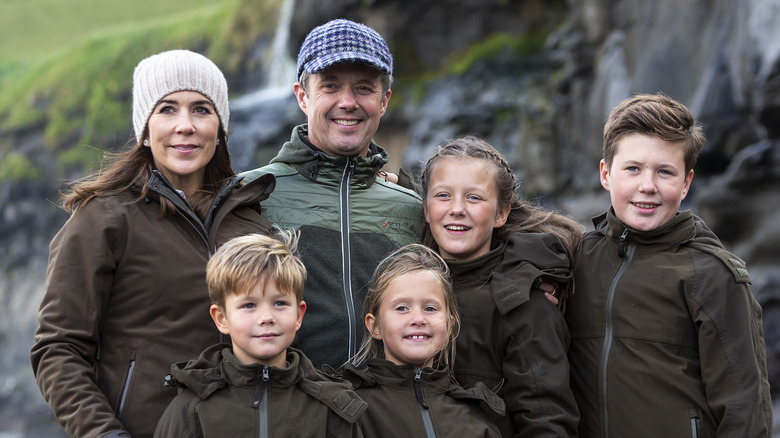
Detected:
[
  {"left": 566, "top": 93, "right": 772, "bottom": 437},
  {"left": 154, "top": 233, "right": 366, "bottom": 437}
]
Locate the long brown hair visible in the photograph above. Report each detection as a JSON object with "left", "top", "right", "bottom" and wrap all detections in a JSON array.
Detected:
[
  {"left": 420, "top": 135, "right": 583, "bottom": 311},
  {"left": 61, "top": 126, "right": 233, "bottom": 219}
]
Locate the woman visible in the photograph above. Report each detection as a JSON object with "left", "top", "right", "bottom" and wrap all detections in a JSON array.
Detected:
[{"left": 30, "top": 50, "right": 275, "bottom": 438}]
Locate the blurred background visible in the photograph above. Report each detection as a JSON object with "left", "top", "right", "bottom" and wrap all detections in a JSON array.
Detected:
[{"left": 1, "top": 0, "right": 778, "bottom": 436}]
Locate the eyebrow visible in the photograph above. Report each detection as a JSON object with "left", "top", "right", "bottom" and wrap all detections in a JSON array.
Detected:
[{"left": 156, "top": 99, "right": 214, "bottom": 106}]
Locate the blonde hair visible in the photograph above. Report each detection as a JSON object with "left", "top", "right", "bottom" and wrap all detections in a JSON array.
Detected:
[
  {"left": 352, "top": 244, "right": 460, "bottom": 369},
  {"left": 206, "top": 230, "right": 306, "bottom": 309},
  {"left": 420, "top": 135, "right": 583, "bottom": 312},
  {"left": 603, "top": 93, "right": 705, "bottom": 173}
]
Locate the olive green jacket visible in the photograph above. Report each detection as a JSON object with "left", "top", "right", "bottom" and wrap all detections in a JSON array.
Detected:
[
  {"left": 448, "top": 232, "right": 580, "bottom": 437},
  {"left": 566, "top": 209, "right": 772, "bottom": 437},
  {"left": 154, "top": 346, "right": 367, "bottom": 438},
  {"left": 240, "top": 125, "right": 423, "bottom": 367},
  {"left": 342, "top": 359, "right": 505, "bottom": 438}
]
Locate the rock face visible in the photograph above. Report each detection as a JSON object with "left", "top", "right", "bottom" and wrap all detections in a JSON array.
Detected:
[{"left": 1, "top": 0, "right": 779, "bottom": 435}]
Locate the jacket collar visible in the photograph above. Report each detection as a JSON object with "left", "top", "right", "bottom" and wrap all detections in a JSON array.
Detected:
[
  {"left": 143, "top": 170, "right": 274, "bottom": 245},
  {"left": 348, "top": 358, "right": 451, "bottom": 389},
  {"left": 168, "top": 344, "right": 306, "bottom": 400},
  {"left": 446, "top": 242, "right": 504, "bottom": 287},
  {"left": 594, "top": 208, "right": 697, "bottom": 252},
  {"left": 270, "top": 124, "right": 389, "bottom": 187}
]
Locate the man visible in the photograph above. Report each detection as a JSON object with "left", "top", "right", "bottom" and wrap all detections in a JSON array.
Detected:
[{"left": 241, "top": 19, "right": 423, "bottom": 367}]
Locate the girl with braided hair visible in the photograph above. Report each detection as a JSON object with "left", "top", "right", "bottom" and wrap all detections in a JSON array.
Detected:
[{"left": 420, "top": 135, "right": 582, "bottom": 437}]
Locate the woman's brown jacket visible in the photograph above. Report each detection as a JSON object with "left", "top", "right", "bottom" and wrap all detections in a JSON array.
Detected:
[{"left": 31, "top": 172, "right": 275, "bottom": 438}]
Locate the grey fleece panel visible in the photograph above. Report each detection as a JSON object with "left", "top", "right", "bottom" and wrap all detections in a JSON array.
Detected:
[{"left": 294, "top": 225, "right": 398, "bottom": 367}]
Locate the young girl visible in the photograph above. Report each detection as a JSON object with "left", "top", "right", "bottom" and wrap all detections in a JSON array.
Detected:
[
  {"left": 420, "top": 135, "right": 582, "bottom": 437},
  {"left": 340, "top": 244, "right": 504, "bottom": 438}
]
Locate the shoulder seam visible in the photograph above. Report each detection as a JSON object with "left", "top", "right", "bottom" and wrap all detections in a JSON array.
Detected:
[{"left": 687, "top": 241, "right": 751, "bottom": 284}]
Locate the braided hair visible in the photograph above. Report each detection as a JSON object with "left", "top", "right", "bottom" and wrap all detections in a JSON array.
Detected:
[{"left": 419, "top": 135, "right": 583, "bottom": 311}]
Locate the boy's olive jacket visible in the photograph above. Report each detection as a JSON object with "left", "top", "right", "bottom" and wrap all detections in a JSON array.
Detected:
[
  {"left": 567, "top": 209, "right": 772, "bottom": 437},
  {"left": 154, "top": 345, "right": 367, "bottom": 438}
]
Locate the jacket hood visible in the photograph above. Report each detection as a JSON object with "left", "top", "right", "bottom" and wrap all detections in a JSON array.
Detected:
[
  {"left": 448, "top": 232, "right": 572, "bottom": 315},
  {"left": 270, "top": 124, "right": 388, "bottom": 187},
  {"left": 168, "top": 344, "right": 229, "bottom": 400}
]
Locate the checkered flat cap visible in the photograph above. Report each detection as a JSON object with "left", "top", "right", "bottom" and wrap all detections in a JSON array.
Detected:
[{"left": 296, "top": 19, "right": 392, "bottom": 80}]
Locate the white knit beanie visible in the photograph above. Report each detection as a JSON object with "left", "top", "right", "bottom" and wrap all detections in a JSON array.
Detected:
[{"left": 132, "top": 49, "right": 229, "bottom": 142}]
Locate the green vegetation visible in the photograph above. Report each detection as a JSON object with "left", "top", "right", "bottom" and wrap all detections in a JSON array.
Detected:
[
  {"left": 0, "top": 0, "right": 232, "bottom": 65},
  {"left": 444, "top": 32, "right": 547, "bottom": 75},
  {"left": 405, "top": 32, "right": 548, "bottom": 105},
  {"left": 0, "top": 152, "right": 42, "bottom": 181},
  {"left": 0, "top": 0, "right": 279, "bottom": 176}
]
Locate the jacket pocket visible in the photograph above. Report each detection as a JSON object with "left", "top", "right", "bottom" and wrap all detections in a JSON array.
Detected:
[{"left": 117, "top": 350, "right": 137, "bottom": 419}]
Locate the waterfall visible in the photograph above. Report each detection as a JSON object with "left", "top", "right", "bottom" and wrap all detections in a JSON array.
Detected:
[
  {"left": 266, "top": 0, "right": 296, "bottom": 89},
  {"left": 232, "top": 0, "right": 297, "bottom": 110}
]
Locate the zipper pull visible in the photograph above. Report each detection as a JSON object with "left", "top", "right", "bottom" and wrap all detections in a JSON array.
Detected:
[
  {"left": 251, "top": 366, "right": 270, "bottom": 408},
  {"left": 413, "top": 368, "right": 429, "bottom": 409},
  {"left": 618, "top": 228, "right": 630, "bottom": 258}
]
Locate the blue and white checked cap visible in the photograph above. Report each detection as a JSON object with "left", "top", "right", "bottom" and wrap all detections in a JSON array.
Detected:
[{"left": 296, "top": 19, "right": 393, "bottom": 80}]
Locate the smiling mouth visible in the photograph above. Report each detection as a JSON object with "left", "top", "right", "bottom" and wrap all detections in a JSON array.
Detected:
[
  {"left": 334, "top": 119, "right": 359, "bottom": 126},
  {"left": 405, "top": 335, "right": 430, "bottom": 340},
  {"left": 633, "top": 202, "right": 659, "bottom": 209},
  {"left": 445, "top": 225, "right": 471, "bottom": 231}
]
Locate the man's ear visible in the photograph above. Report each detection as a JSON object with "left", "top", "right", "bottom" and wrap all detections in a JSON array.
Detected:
[
  {"left": 379, "top": 89, "right": 391, "bottom": 116},
  {"left": 210, "top": 304, "right": 230, "bottom": 335},
  {"left": 294, "top": 82, "right": 308, "bottom": 115}
]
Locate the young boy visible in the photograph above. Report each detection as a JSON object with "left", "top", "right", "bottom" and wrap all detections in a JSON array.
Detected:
[
  {"left": 566, "top": 93, "right": 772, "bottom": 437},
  {"left": 154, "top": 232, "right": 367, "bottom": 437}
]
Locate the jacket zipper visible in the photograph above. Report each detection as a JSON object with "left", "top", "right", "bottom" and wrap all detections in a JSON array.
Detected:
[
  {"left": 414, "top": 368, "right": 436, "bottom": 438},
  {"left": 117, "top": 350, "right": 136, "bottom": 419},
  {"left": 252, "top": 366, "right": 270, "bottom": 438},
  {"left": 149, "top": 173, "right": 211, "bottom": 252},
  {"left": 600, "top": 228, "right": 634, "bottom": 438},
  {"left": 339, "top": 158, "right": 357, "bottom": 361},
  {"left": 689, "top": 409, "right": 701, "bottom": 437},
  {"left": 149, "top": 171, "right": 239, "bottom": 257}
]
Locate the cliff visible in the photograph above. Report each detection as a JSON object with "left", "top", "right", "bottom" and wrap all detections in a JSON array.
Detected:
[{"left": 1, "top": 0, "right": 778, "bottom": 434}]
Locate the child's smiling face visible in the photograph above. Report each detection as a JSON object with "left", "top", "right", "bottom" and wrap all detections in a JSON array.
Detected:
[
  {"left": 600, "top": 133, "right": 694, "bottom": 231},
  {"left": 365, "top": 270, "right": 449, "bottom": 368},
  {"left": 424, "top": 157, "right": 510, "bottom": 262},
  {"left": 210, "top": 278, "right": 305, "bottom": 368}
]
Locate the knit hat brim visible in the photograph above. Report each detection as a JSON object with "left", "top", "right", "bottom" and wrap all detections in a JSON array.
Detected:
[{"left": 132, "top": 50, "right": 229, "bottom": 142}]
